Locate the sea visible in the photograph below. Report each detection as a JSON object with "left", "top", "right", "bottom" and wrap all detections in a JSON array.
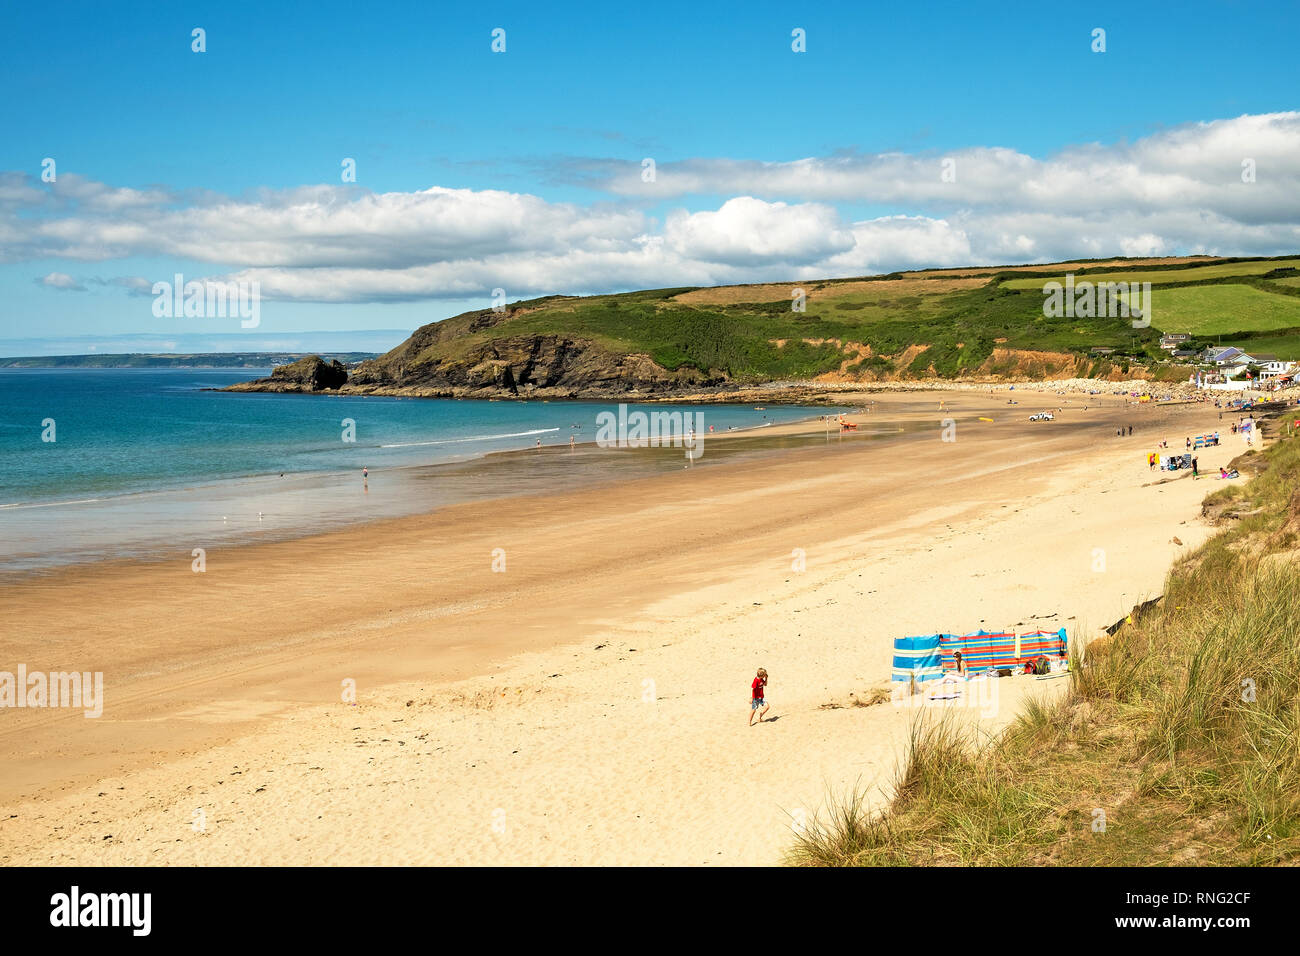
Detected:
[{"left": 0, "top": 368, "right": 827, "bottom": 573}]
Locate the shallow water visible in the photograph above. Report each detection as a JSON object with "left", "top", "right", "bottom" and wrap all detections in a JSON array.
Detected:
[{"left": 0, "top": 368, "right": 836, "bottom": 572}]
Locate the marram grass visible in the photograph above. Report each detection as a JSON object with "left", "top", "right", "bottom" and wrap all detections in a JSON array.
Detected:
[{"left": 788, "top": 429, "right": 1300, "bottom": 866}]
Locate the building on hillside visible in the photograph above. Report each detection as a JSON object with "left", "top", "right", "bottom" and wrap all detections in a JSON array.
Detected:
[
  {"left": 1249, "top": 354, "right": 1298, "bottom": 380},
  {"left": 1090, "top": 346, "right": 1116, "bottom": 356},
  {"left": 1204, "top": 346, "right": 1247, "bottom": 366},
  {"left": 1159, "top": 333, "right": 1191, "bottom": 350}
]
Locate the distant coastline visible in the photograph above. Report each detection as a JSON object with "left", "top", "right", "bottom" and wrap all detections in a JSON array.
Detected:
[{"left": 0, "top": 351, "right": 377, "bottom": 369}]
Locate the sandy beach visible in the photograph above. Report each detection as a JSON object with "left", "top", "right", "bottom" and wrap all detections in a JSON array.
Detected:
[{"left": 0, "top": 388, "right": 1255, "bottom": 865}]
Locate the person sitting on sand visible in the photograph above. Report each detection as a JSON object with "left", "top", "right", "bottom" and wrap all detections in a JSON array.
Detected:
[
  {"left": 749, "top": 668, "right": 770, "bottom": 726},
  {"left": 953, "top": 650, "right": 966, "bottom": 676}
]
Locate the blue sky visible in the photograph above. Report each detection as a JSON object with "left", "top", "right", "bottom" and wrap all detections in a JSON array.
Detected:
[{"left": 1, "top": 0, "right": 1297, "bottom": 352}]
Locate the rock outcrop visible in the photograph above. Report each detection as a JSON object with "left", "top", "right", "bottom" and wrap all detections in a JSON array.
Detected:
[
  {"left": 226, "top": 300, "right": 730, "bottom": 399},
  {"left": 347, "top": 332, "right": 722, "bottom": 397},
  {"left": 225, "top": 355, "right": 348, "bottom": 393}
]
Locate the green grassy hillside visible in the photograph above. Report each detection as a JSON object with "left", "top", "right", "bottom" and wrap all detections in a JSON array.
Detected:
[
  {"left": 1140, "top": 285, "right": 1300, "bottom": 335},
  {"left": 1209, "top": 331, "right": 1300, "bottom": 361},
  {"left": 1001, "top": 258, "right": 1300, "bottom": 290},
  {"left": 999, "top": 257, "right": 1300, "bottom": 359},
  {"left": 349, "top": 255, "right": 1300, "bottom": 391},
  {"left": 487, "top": 282, "right": 1143, "bottom": 378}
]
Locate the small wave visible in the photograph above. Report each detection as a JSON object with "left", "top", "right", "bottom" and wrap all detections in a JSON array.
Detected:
[
  {"left": 0, "top": 496, "right": 107, "bottom": 510},
  {"left": 380, "top": 427, "right": 560, "bottom": 448}
]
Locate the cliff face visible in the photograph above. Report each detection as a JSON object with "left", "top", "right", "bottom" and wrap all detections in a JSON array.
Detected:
[
  {"left": 224, "top": 307, "right": 728, "bottom": 398},
  {"left": 224, "top": 354, "right": 348, "bottom": 393},
  {"left": 222, "top": 331, "right": 1171, "bottom": 399},
  {"left": 347, "top": 331, "right": 721, "bottom": 397},
  {"left": 275, "top": 355, "right": 348, "bottom": 389}
]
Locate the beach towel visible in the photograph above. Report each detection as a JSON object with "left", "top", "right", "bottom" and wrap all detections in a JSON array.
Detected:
[{"left": 926, "top": 671, "right": 966, "bottom": 700}]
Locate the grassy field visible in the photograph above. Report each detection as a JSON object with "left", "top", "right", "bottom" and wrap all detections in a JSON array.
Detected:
[
  {"left": 1218, "top": 332, "right": 1300, "bottom": 360},
  {"left": 788, "top": 422, "right": 1300, "bottom": 866},
  {"left": 1001, "top": 258, "right": 1300, "bottom": 290},
  {"left": 1139, "top": 285, "right": 1300, "bottom": 335}
]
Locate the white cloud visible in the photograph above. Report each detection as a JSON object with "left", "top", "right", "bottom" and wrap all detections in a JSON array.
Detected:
[
  {"left": 664, "top": 197, "right": 854, "bottom": 265},
  {"left": 37, "top": 271, "right": 85, "bottom": 291},
  {"left": 583, "top": 112, "right": 1300, "bottom": 221},
  {"left": 3, "top": 112, "right": 1298, "bottom": 304},
  {"left": 819, "top": 216, "right": 973, "bottom": 274}
]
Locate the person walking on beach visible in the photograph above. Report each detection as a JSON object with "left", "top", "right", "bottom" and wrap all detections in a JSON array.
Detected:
[
  {"left": 749, "top": 668, "right": 770, "bottom": 725},
  {"left": 1192, "top": 456, "right": 1199, "bottom": 479},
  {"left": 362, "top": 466, "right": 368, "bottom": 481}
]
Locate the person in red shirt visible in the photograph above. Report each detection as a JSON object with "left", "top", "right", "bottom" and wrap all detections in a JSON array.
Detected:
[{"left": 749, "top": 667, "right": 770, "bottom": 726}]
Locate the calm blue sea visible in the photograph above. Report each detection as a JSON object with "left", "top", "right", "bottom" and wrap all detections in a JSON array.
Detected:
[{"left": 0, "top": 368, "right": 823, "bottom": 571}]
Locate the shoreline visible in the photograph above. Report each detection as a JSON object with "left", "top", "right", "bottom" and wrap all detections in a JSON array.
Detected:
[
  {"left": 217, "top": 374, "right": 1229, "bottom": 404},
  {"left": 0, "top": 387, "right": 1265, "bottom": 864},
  {"left": 0, "top": 413, "right": 839, "bottom": 578},
  {"left": 0, "top": 388, "right": 834, "bottom": 575},
  {"left": 216, "top": 363, "right": 1297, "bottom": 407}
]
